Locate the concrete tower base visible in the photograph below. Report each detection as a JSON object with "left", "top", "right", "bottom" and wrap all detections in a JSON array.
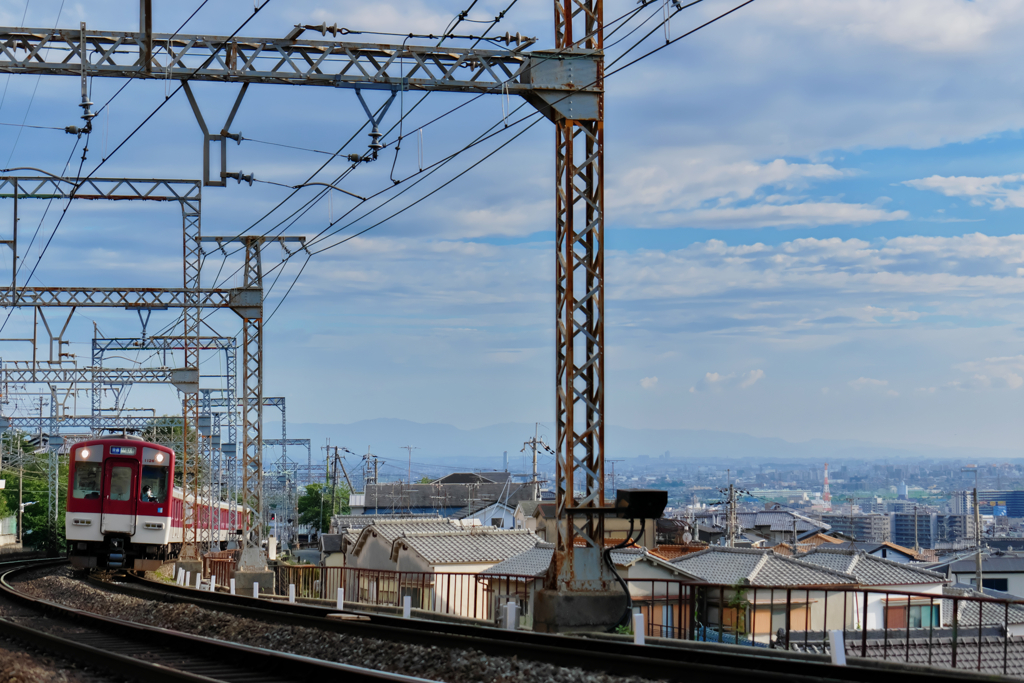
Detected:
[{"left": 533, "top": 588, "right": 628, "bottom": 634}]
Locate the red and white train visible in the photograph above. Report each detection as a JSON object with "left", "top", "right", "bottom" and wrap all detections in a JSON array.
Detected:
[{"left": 66, "top": 435, "right": 243, "bottom": 570}]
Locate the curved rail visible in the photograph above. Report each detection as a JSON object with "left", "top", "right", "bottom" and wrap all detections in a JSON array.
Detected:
[
  {"left": 0, "top": 559, "right": 437, "bottom": 683},
  {"left": 104, "top": 571, "right": 984, "bottom": 683}
]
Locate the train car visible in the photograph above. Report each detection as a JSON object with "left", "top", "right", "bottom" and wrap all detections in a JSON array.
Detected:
[{"left": 66, "top": 434, "right": 242, "bottom": 571}]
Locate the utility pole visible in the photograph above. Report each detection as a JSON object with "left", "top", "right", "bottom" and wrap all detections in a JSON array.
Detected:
[
  {"left": 401, "top": 445, "right": 418, "bottom": 485},
  {"left": 521, "top": 424, "right": 548, "bottom": 502}
]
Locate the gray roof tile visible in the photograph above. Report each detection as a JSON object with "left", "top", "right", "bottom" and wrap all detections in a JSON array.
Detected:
[
  {"left": 798, "top": 548, "right": 945, "bottom": 586},
  {"left": 481, "top": 544, "right": 554, "bottom": 577},
  {"left": 669, "top": 547, "right": 855, "bottom": 587},
  {"left": 393, "top": 528, "right": 541, "bottom": 565}
]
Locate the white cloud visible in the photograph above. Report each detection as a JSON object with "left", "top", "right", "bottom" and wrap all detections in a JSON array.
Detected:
[
  {"left": 740, "top": 369, "right": 765, "bottom": 389},
  {"left": 640, "top": 376, "right": 659, "bottom": 390},
  {"left": 948, "top": 356, "right": 1024, "bottom": 390},
  {"left": 849, "top": 377, "right": 889, "bottom": 390},
  {"left": 903, "top": 174, "right": 1024, "bottom": 210},
  {"left": 690, "top": 369, "right": 764, "bottom": 393}
]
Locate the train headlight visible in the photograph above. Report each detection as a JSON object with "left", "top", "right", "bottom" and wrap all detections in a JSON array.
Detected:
[
  {"left": 156, "top": 453, "right": 164, "bottom": 463},
  {"left": 81, "top": 449, "right": 90, "bottom": 459}
]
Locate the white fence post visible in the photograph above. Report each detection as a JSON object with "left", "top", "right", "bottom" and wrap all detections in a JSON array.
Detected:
[
  {"left": 403, "top": 595, "right": 412, "bottom": 619},
  {"left": 253, "top": 581, "right": 259, "bottom": 598},
  {"left": 829, "top": 630, "right": 847, "bottom": 666},
  {"left": 195, "top": 573, "right": 202, "bottom": 589},
  {"left": 633, "top": 612, "right": 645, "bottom": 645},
  {"left": 176, "top": 569, "right": 184, "bottom": 585},
  {"left": 185, "top": 571, "right": 191, "bottom": 588},
  {"left": 337, "top": 587, "right": 344, "bottom": 611},
  {"left": 210, "top": 575, "right": 216, "bottom": 592},
  {"left": 289, "top": 584, "right": 296, "bottom": 603},
  {"left": 504, "top": 602, "right": 519, "bottom": 630},
  {"left": 230, "top": 578, "right": 236, "bottom": 595}
]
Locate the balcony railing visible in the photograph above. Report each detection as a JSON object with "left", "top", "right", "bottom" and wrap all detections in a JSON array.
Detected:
[{"left": 624, "top": 578, "right": 1024, "bottom": 676}]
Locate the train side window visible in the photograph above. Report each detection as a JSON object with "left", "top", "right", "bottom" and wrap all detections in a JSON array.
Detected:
[
  {"left": 140, "top": 465, "right": 168, "bottom": 503},
  {"left": 73, "top": 462, "right": 102, "bottom": 499},
  {"left": 109, "top": 466, "right": 132, "bottom": 501}
]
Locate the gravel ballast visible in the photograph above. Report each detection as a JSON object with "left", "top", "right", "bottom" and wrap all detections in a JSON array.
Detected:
[{"left": 15, "top": 566, "right": 663, "bottom": 683}]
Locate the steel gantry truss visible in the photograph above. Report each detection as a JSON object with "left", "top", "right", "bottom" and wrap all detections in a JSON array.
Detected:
[
  {"left": 0, "top": 1, "right": 607, "bottom": 591},
  {"left": 0, "top": 175, "right": 236, "bottom": 554}
]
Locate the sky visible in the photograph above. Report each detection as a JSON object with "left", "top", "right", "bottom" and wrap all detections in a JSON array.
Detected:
[{"left": 0, "top": 0, "right": 1022, "bottom": 453}]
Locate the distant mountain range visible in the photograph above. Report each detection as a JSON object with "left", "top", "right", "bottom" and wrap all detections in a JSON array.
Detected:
[{"left": 275, "top": 418, "right": 1018, "bottom": 472}]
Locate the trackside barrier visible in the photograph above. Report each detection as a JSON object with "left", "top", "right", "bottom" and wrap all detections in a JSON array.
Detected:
[
  {"left": 623, "top": 578, "right": 1024, "bottom": 676},
  {"left": 272, "top": 565, "right": 540, "bottom": 624}
]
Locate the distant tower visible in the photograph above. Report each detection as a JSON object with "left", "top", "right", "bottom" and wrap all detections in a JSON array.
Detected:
[{"left": 823, "top": 463, "right": 832, "bottom": 511}]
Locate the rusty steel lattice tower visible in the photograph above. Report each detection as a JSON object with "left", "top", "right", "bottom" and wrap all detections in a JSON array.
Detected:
[
  {"left": 0, "top": 1, "right": 608, "bottom": 583},
  {"left": 551, "top": 0, "right": 609, "bottom": 592}
]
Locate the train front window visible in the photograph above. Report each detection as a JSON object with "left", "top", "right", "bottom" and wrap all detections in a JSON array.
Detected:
[
  {"left": 73, "top": 462, "right": 101, "bottom": 499},
  {"left": 140, "top": 466, "right": 167, "bottom": 503},
  {"left": 109, "top": 466, "right": 132, "bottom": 502}
]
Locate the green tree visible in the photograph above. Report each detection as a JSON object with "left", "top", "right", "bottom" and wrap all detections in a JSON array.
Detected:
[
  {"left": 418, "top": 476, "right": 432, "bottom": 484},
  {"left": 298, "top": 483, "right": 350, "bottom": 533},
  {"left": 0, "top": 431, "right": 67, "bottom": 552}
]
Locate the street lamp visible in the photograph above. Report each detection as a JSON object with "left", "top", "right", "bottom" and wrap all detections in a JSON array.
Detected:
[{"left": 961, "top": 467, "right": 982, "bottom": 590}]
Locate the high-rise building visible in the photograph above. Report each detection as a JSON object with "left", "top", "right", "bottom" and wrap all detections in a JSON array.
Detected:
[
  {"left": 977, "top": 491, "right": 1024, "bottom": 518},
  {"left": 818, "top": 513, "right": 889, "bottom": 543},
  {"left": 889, "top": 512, "right": 969, "bottom": 550}
]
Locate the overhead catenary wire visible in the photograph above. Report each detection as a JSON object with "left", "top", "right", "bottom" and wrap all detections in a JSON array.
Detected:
[{"left": 224, "top": 0, "right": 752, "bottom": 317}]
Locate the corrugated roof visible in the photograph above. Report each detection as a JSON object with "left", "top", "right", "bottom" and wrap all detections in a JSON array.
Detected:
[
  {"left": 669, "top": 547, "right": 855, "bottom": 587},
  {"left": 393, "top": 528, "right": 540, "bottom": 565},
  {"left": 798, "top": 548, "right": 945, "bottom": 586}
]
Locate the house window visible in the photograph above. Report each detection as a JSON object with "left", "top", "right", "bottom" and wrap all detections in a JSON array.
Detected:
[
  {"left": 886, "top": 604, "right": 939, "bottom": 629},
  {"left": 491, "top": 517, "right": 504, "bottom": 528},
  {"left": 972, "top": 577, "right": 1009, "bottom": 592}
]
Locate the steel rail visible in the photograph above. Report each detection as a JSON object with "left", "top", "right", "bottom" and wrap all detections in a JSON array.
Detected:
[
  {"left": 107, "top": 573, "right": 980, "bottom": 683},
  {"left": 0, "top": 559, "right": 438, "bottom": 683}
]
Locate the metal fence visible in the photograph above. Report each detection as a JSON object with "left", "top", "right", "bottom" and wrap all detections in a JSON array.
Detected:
[
  {"left": 624, "top": 579, "right": 1024, "bottom": 677},
  {"left": 272, "top": 565, "right": 541, "bottom": 624},
  {"left": 204, "top": 549, "right": 239, "bottom": 589}
]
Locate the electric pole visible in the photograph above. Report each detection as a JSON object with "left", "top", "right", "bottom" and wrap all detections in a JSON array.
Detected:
[
  {"left": 401, "top": 445, "right": 418, "bottom": 485},
  {"left": 521, "top": 424, "right": 548, "bottom": 502}
]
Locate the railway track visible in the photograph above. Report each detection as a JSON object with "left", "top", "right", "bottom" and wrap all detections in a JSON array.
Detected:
[
  {"left": 0, "top": 558, "right": 436, "bottom": 683},
  {"left": 74, "top": 568, "right": 992, "bottom": 683}
]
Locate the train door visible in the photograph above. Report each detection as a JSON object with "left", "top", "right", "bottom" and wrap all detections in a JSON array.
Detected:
[{"left": 100, "top": 459, "right": 138, "bottom": 535}]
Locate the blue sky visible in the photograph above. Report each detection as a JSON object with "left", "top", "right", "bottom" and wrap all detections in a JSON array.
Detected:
[{"left": 0, "top": 0, "right": 1023, "bottom": 453}]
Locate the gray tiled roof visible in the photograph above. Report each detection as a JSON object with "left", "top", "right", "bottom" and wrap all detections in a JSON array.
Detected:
[
  {"left": 949, "top": 556, "right": 1024, "bottom": 574},
  {"left": 350, "top": 518, "right": 463, "bottom": 555},
  {"left": 393, "top": 529, "right": 541, "bottom": 565},
  {"left": 516, "top": 500, "right": 541, "bottom": 518},
  {"left": 798, "top": 548, "right": 945, "bottom": 586},
  {"left": 669, "top": 547, "right": 855, "bottom": 587},
  {"left": 695, "top": 510, "right": 829, "bottom": 533},
  {"left": 319, "top": 534, "right": 344, "bottom": 553},
  {"left": 944, "top": 586, "right": 1024, "bottom": 627},
  {"left": 330, "top": 513, "right": 439, "bottom": 534},
  {"left": 481, "top": 543, "right": 554, "bottom": 577}
]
